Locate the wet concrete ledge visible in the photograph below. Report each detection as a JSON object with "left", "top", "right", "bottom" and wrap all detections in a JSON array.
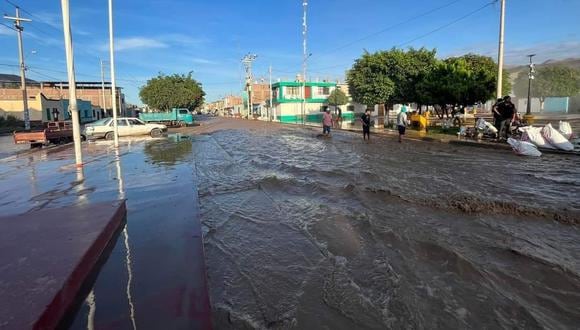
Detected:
[{"left": 0, "top": 200, "right": 126, "bottom": 330}]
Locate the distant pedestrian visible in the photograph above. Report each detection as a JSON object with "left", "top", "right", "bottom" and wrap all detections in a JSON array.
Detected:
[
  {"left": 360, "top": 109, "right": 371, "bottom": 140},
  {"left": 322, "top": 108, "right": 332, "bottom": 136},
  {"left": 397, "top": 106, "right": 409, "bottom": 143},
  {"left": 334, "top": 106, "right": 343, "bottom": 128}
]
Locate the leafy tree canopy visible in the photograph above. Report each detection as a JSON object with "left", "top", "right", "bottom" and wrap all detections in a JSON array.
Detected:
[
  {"left": 347, "top": 47, "right": 437, "bottom": 106},
  {"left": 416, "top": 54, "right": 511, "bottom": 107},
  {"left": 327, "top": 88, "right": 349, "bottom": 106},
  {"left": 139, "top": 72, "right": 205, "bottom": 111}
]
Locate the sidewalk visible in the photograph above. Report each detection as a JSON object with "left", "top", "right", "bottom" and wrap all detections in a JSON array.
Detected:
[
  {"left": 0, "top": 136, "right": 211, "bottom": 329},
  {"left": 299, "top": 120, "right": 580, "bottom": 156}
]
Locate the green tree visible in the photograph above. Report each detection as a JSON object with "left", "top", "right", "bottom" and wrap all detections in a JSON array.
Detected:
[
  {"left": 347, "top": 51, "right": 395, "bottom": 107},
  {"left": 347, "top": 47, "right": 437, "bottom": 106},
  {"left": 326, "top": 88, "right": 349, "bottom": 108},
  {"left": 415, "top": 54, "right": 511, "bottom": 118},
  {"left": 139, "top": 72, "right": 205, "bottom": 111},
  {"left": 513, "top": 66, "right": 580, "bottom": 110}
]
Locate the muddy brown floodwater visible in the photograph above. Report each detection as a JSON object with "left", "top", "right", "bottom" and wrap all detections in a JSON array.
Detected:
[{"left": 191, "top": 118, "right": 580, "bottom": 329}]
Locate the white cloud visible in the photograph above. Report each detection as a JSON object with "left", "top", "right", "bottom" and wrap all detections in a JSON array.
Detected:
[
  {"left": 101, "top": 37, "right": 168, "bottom": 52},
  {"left": 191, "top": 57, "right": 217, "bottom": 65},
  {"left": 32, "top": 11, "right": 63, "bottom": 30}
]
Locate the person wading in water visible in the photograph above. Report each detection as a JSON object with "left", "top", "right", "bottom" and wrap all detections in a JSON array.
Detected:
[
  {"left": 397, "top": 105, "right": 409, "bottom": 143},
  {"left": 322, "top": 108, "right": 333, "bottom": 137},
  {"left": 360, "top": 109, "right": 371, "bottom": 141}
]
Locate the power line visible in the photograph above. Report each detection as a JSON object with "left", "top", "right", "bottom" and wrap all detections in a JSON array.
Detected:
[
  {"left": 315, "top": 0, "right": 463, "bottom": 57},
  {"left": 308, "top": 0, "right": 497, "bottom": 73},
  {"left": 0, "top": 21, "right": 15, "bottom": 31},
  {"left": 397, "top": 1, "right": 496, "bottom": 47}
]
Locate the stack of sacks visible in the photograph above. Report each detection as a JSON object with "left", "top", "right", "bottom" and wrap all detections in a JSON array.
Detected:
[{"left": 518, "top": 122, "right": 575, "bottom": 151}]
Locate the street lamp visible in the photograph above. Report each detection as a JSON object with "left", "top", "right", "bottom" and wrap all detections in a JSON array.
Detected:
[{"left": 526, "top": 54, "right": 536, "bottom": 116}]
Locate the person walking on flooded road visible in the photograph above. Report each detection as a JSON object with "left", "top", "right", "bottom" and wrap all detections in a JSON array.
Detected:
[
  {"left": 322, "top": 108, "right": 333, "bottom": 136},
  {"left": 360, "top": 109, "right": 371, "bottom": 141},
  {"left": 397, "top": 106, "right": 409, "bottom": 143}
]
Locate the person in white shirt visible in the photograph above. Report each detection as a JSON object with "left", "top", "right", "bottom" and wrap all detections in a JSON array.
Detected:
[{"left": 397, "top": 105, "right": 409, "bottom": 143}]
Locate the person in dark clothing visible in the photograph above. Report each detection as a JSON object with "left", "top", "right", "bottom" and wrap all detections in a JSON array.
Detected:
[
  {"left": 360, "top": 110, "right": 371, "bottom": 141},
  {"left": 498, "top": 96, "right": 516, "bottom": 140}
]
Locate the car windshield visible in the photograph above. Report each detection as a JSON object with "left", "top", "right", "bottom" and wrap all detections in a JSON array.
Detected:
[{"left": 88, "top": 118, "right": 111, "bottom": 126}]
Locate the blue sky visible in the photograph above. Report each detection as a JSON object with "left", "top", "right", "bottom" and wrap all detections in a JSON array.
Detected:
[{"left": 0, "top": 0, "right": 578, "bottom": 104}]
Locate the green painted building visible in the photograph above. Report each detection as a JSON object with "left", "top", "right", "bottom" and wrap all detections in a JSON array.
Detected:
[{"left": 271, "top": 81, "right": 355, "bottom": 123}]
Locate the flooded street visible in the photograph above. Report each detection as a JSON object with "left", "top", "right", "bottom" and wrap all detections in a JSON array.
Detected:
[{"left": 193, "top": 119, "right": 580, "bottom": 329}]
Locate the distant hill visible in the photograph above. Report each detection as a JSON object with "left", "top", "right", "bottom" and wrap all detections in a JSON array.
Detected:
[{"left": 507, "top": 58, "right": 580, "bottom": 75}]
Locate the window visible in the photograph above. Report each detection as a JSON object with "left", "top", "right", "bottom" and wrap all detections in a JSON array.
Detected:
[
  {"left": 128, "top": 119, "right": 144, "bottom": 125},
  {"left": 347, "top": 105, "right": 355, "bottom": 112},
  {"left": 320, "top": 105, "right": 328, "bottom": 112},
  {"left": 115, "top": 119, "right": 128, "bottom": 126},
  {"left": 318, "top": 87, "right": 330, "bottom": 95},
  {"left": 46, "top": 108, "right": 51, "bottom": 121},
  {"left": 178, "top": 109, "right": 189, "bottom": 114},
  {"left": 92, "top": 118, "right": 111, "bottom": 126},
  {"left": 286, "top": 86, "right": 300, "bottom": 97}
]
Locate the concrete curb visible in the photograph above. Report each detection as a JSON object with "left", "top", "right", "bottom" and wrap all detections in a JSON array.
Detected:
[{"left": 0, "top": 200, "right": 127, "bottom": 330}]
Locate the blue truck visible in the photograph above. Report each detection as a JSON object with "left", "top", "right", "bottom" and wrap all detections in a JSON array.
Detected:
[{"left": 139, "top": 108, "right": 194, "bottom": 126}]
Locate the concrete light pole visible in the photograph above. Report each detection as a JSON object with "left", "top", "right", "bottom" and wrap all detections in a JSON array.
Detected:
[
  {"left": 242, "top": 53, "right": 257, "bottom": 119},
  {"left": 496, "top": 0, "right": 506, "bottom": 99},
  {"left": 60, "top": 0, "right": 83, "bottom": 166},
  {"left": 100, "top": 59, "right": 107, "bottom": 118},
  {"left": 269, "top": 65, "right": 273, "bottom": 122},
  {"left": 108, "top": 0, "right": 119, "bottom": 147},
  {"left": 4, "top": 8, "right": 31, "bottom": 130},
  {"left": 301, "top": 0, "right": 308, "bottom": 126},
  {"left": 525, "top": 54, "right": 536, "bottom": 117}
]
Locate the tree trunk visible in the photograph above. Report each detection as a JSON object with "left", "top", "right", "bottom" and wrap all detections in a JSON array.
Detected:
[
  {"left": 540, "top": 97, "right": 545, "bottom": 113},
  {"left": 377, "top": 103, "right": 385, "bottom": 127}
]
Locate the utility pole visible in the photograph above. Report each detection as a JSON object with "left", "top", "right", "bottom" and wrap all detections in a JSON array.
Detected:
[
  {"left": 100, "top": 59, "right": 107, "bottom": 118},
  {"left": 108, "top": 0, "right": 119, "bottom": 147},
  {"left": 526, "top": 54, "right": 536, "bottom": 116},
  {"left": 60, "top": 0, "right": 83, "bottom": 166},
  {"left": 496, "top": 0, "right": 506, "bottom": 99},
  {"left": 241, "top": 53, "right": 257, "bottom": 120},
  {"left": 4, "top": 8, "right": 32, "bottom": 130},
  {"left": 269, "top": 65, "right": 273, "bottom": 122},
  {"left": 302, "top": 0, "right": 308, "bottom": 126}
]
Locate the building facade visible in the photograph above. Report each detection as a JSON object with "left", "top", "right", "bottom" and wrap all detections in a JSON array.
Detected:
[
  {"left": 0, "top": 80, "right": 125, "bottom": 122},
  {"left": 271, "top": 81, "right": 357, "bottom": 123}
]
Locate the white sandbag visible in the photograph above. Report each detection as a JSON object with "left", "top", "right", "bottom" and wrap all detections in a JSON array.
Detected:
[
  {"left": 522, "top": 126, "right": 556, "bottom": 149},
  {"left": 542, "top": 123, "right": 574, "bottom": 151},
  {"left": 476, "top": 118, "right": 498, "bottom": 133},
  {"left": 559, "top": 121, "right": 573, "bottom": 140},
  {"left": 507, "top": 138, "right": 542, "bottom": 157}
]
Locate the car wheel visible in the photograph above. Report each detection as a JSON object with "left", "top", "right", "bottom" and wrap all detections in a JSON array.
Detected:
[
  {"left": 178, "top": 121, "right": 186, "bottom": 127},
  {"left": 150, "top": 128, "right": 162, "bottom": 137},
  {"left": 105, "top": 132, "right": 114, "bottom": 140}
]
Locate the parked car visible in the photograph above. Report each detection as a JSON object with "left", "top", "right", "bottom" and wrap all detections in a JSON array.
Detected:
[{"left": 82, "top": 117, "right": 167, "bottom": 140}]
